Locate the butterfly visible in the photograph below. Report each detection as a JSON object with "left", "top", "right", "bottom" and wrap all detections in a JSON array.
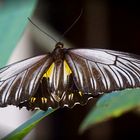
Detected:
[{"left": 0, "top": 42, "right": 140, "bottom": 111}]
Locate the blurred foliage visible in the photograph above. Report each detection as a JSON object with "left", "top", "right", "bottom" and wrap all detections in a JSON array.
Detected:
[
  {"left": 0, "top": 0, "right": 37, "bottom": 67},
  {"left": 2, "top": 109, "right": 56, "bottom": 140},
  {"left": 80, "top": 88, "right": 140, "bottom": 133}
]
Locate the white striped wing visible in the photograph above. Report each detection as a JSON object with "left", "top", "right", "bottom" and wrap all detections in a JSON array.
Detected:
[
  {"left": 66, "top": 49, "right": 140, "bottom": 96},
  {"left": 0, "top": 55, "right": 52, "bottom": 107}
]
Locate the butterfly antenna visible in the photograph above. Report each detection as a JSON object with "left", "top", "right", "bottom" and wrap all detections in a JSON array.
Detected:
[
  {"left": 28, "top": 18, "right": 58, "bottom": 43},
  {"left": 59, "top": 9, "right": 84, "bottom": 41}
]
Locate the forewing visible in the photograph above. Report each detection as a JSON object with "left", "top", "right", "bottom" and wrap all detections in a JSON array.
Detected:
[
  {"left": 65, "top": 49, "right": 140, "bottom": 95},
  {"left": 0, "top": 54, "right": 53, "bottom": 107}
]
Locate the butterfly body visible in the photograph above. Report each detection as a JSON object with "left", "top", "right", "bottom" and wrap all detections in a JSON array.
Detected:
[{"left": 0, "top": 43, "right": 140, "bottom": 110}]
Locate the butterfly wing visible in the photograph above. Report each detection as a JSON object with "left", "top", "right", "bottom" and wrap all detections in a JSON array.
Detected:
[
  {"left": 1, "top": 48, "right": 140, "bottom": 110},
  {"left": 0, "top": 54, "right": 53, "bottom": 107},
  {"left": 65, "top": 49, "right": 140, "bottom": 97}
]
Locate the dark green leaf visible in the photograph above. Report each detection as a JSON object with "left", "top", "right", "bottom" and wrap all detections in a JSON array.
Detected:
[{"left": 80, "top": 88, "right": 140, "bottom": 133}]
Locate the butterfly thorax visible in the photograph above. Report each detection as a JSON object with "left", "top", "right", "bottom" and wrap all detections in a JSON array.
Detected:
[{"left": 52, "top": 42, "right": 66, "bottom": 61}]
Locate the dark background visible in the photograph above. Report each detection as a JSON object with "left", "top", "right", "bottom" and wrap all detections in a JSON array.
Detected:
[{"left": 30, "top": 0, "right": 140, "bottom": 139}]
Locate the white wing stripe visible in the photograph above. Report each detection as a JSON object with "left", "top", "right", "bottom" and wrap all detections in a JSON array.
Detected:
[
  {"left": 15, "top": 71, "right": 27, "bottom": 101},
  {"left": 1, "top": 76, "right": 16, "bottom": 103},
  {"left": 117, "top": 61, "right": 138, "bottom": 86},
  {"left": 116, "top": 64, "right": 135, "bottom": 86},
  {"left": 118, "top": 58, "right": 140, "bottom": 78},
  {"left": 96, "top": 63, "right": 108, "bottom": 90},
  {"left": 107, "top": 66, "right": 121, "bottom": 87},
  {"left": 0, "top": 55, "right": 47, "bottom": 81},
  {"left": 98, "top": 64, "right": 111, "bottom": 90},
  {"left": 86, "top": 61, "right": 97, "bottom": 90},
  {"left": 110, "top": 65, "right": 124, "bottom": 87}
]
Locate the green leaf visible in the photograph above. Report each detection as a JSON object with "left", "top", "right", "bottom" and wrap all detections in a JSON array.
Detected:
[
  {"left": 2, "top": 108, "right": 57, "bottom": 140},
  {"left": 80, "top": 88, "right": 140, "bottom": 133},
  {"left": 0, "top": 0, "right": 37, "bottom": 67}
]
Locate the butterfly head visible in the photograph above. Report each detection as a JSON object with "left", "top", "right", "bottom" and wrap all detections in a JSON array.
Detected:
[{"left": 55, "top": 42, "right": 64, "bottom": 49}]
